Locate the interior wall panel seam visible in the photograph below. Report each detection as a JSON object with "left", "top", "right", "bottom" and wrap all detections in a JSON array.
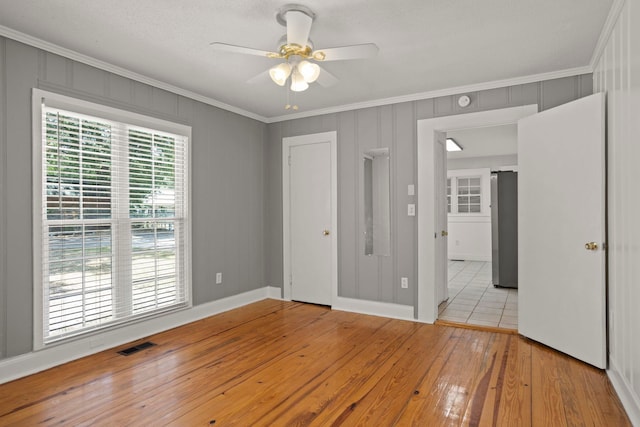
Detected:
[
  {"left": 411, "top": 101, "right": 418, "bottom": 312},
  {"left": 0, "top": 37, "right": 7, "bottom": 358},
  {"left": 353, "top": 112, "right": 360, "bottom": 298},
  {"left": 376, "top": 107, "right": 382, "bottom": 301},
  {"left": 391, "top": 104, "right": 398, "bottom": 304}
]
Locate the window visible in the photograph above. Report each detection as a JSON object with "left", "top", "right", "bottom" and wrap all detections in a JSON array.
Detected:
[
  {"left": 33, "top": 89, "right": 191, "bottom": 347},
  {"left": 447, "top": 171, "right": 485, "bottom": 215},
  {"left": 456, "top": 177, "right": 482, "bottom": 213}
]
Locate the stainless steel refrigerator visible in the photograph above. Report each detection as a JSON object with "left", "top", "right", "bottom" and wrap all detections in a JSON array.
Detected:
[{"left": 491, "top": 171, "right": 518, "bottom": 288}]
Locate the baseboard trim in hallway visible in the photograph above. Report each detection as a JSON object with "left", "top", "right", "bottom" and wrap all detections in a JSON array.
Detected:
[{"left": 435, "top": 319, "right": 518, "bottom": 335}]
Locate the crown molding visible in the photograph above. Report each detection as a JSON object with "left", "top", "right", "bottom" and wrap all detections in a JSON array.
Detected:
[
  {"left": 589, "top": 0, "right": 626, "bottom": 70},
  {"left": 266, "top": 65, "right": 593, "bottom": 123},
  {"left": 1, "top": 24, "right": 595, "bottom": 125},
  {"left": 0, "top": 25, "right": 268, "bottom": 123}
]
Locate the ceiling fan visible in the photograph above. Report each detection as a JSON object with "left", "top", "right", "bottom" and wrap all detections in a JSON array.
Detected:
[{"left": 211, "top": 4, "right": 378, "bottom": 109}]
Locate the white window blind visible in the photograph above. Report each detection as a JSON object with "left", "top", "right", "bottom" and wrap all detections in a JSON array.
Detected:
[{"left": 33, "top": 90, "right": 191, "bottom": 347}]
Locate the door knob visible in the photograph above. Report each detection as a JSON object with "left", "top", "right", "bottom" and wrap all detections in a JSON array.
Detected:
[
  {"left": 323, "top": 230, "right": 330, "bottom": 236},
  {"left": 441, "top": 230, "right": 448, "bottom": 237},
  {"left": 585, "top": 242, "right": 598, "bottom": 251}
]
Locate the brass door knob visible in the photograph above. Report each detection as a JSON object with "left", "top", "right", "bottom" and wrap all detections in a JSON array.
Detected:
[
  {"left": 441, "top": 230, "right": 448, "bottom": 237},
  {"left": 323, "top": 230, "right": 330, "bottom": 236},
  {"left": 585, "top": 242, "right": 598, "bottom": 251}
]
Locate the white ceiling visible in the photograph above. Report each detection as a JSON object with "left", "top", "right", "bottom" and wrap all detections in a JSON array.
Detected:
[
  {"left": 447, "top": 124, "right": 517, "bottom": 159},
  {"left": 0, "top": 0, "right": 613, "bottom": 121}
]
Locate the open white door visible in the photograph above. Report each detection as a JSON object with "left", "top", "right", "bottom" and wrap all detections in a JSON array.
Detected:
[
  {"left": 518, "top": 92, "right": 606, "bottom": 368},
  {"left": 434, "top": 132, "right": 448, "bottom": 305}
]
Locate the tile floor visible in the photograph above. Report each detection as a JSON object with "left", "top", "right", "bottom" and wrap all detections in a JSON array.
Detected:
[{"left": 438, "top": 260, "right": 518, "bottom": 329}]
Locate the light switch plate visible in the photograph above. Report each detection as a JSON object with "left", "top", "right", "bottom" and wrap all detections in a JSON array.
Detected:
[
  {"left": 408, "top": 204, "right": 415, "bottom": 216},
  {"left": 216, "top": 272, "right": 222, "bottom": 284},
  {"left": 408, "top": 184, "right": 415, "bottom": 196},
  {"left": 401, "top": 277, "right": 409, "bottom": 289}
]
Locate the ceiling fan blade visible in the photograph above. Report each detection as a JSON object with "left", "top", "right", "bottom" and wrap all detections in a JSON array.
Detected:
[
  {"left": 285, "top": 10, "right": 313, "bottom": 46},
  {"left": 210, "top": 42, "right": 281, "bottom": 58},
  {"left": 246, "top": 70, "right": 271, "bottom": 85},
  {"left": 313, "top": 43, "right": 379, "bottom": 61},
  {"left": 316, "top": 66, "right": 339, "bottom": 88}
]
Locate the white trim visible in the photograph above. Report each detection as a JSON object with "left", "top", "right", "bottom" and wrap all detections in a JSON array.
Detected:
[
  {"left": 282, "top": 131, "right": 338, "bottom": 304},
  {"left": 589, "top": 0, "right": 626, "bottom": 70},
  {"left": 31, "top": 88, "right": 193, "bottom": 348},
  {"left": 32, "top": 89, "right": 45, "bottom": 351},
  {"left": 1, "top": 25, "right": 592, "bottom": 124},
  {"left": 0, "top": 286, "right": 281, "bottom": 384},
  {"left": 0, "top": 25, "right": 266, "bottom": 123},
  {"left": 417, "top": 105, "right": 538, "bottom": 323},
  {"left": 332, "top": 297, "right": 414, "bottom": 322},
  {"left": 267, "top": 66, "right": 591, "bottom": 123},
  {"left": 608, "top": 360, "right": 640, "bottom": 426},
  {"left": 33, "top": 88, "right": 192, "bottom": 136},
  {"left": 266, "top": 286, "right": 283, "bottom": 300}
]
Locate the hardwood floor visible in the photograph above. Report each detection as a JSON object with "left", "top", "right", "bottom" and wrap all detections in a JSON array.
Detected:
[{"left": 0, "top": 299, "right": 630, "bottom": 426}]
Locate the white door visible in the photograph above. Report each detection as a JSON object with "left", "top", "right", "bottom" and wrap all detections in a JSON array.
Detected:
[
  {"left": 287, "top": 139, "right": 333, "bottom": 305},
  {"left": 435, "top": 132, "right": 448, "bottom": 305},
  {"left": 518, "top": 92, "right": 606, "bottom": 368}
]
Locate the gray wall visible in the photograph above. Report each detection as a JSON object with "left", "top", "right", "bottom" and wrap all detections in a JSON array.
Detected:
[
  {"left": 0, "top": 33, "right": 594, "bottom": 361},
  {"left": 266, "top": 75, "right": 593, "bottom": 306},
  {"left": 0, "top": 37, "right": 267, "bottom": 359}
]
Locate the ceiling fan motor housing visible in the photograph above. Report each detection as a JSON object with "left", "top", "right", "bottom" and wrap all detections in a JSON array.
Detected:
[{"left": 277, "top": 4, "right": 315, "bottom": 49}]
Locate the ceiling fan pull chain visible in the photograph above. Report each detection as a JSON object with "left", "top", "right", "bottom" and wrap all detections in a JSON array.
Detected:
[{"left": 285, "top": 81, "right": 292, "bottom": 110}]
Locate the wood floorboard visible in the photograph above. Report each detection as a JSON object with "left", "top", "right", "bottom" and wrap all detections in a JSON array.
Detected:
[{"left": 0, "top": 300, "right": 631, "bottom": 426}]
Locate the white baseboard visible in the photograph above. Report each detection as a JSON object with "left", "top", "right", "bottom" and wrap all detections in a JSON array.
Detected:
[
  {"left": 332, "top": 296, "right": 414, "bottom": 321},
  {"left": 266, "top": 286, "right": 283, "bottom": 299},
  {"left": 448, "top": 253, "right": 491, "bottom": 262},
  {"left": 608, "top": 360, "right": 640, "bottom": 426},
  {"left": 0, "top": 286, "right": 282, "bottom": 384}
]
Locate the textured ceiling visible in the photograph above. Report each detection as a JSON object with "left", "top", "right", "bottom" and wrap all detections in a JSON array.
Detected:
[
  {"left": 0, "top": 0, "right": 613, "bottom": 120},
  {"left": 447, "top": 124, "right": 517, "bottom": 159}
]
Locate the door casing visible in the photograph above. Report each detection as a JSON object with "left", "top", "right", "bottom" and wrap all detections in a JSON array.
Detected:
[{"left": 417, "top": 105, "right": 538, "bottom": 323}]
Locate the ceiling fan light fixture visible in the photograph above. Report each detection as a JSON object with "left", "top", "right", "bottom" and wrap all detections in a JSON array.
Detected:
[
  {"left": 269, "top": 62, "right": 292, "bottom": 86},
  {"left": 298, "top": 60, "right": 320, "bottom": 83},
  {"left": 290, "top": 69, "right": 309, "bottom": 92}
]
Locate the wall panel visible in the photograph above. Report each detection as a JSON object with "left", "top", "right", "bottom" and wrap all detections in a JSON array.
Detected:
[
  {"left": 0, "top": 37, "right": 6, "bottom": 359},
  {"left": 0, "top": 37, "right": 267, "bottom": 360},
  {"left": 593, "top": 0, "right": 640, "bottom": 422},
  {"left": 266, "top": 74, "right": 592, "bottom": 307}
]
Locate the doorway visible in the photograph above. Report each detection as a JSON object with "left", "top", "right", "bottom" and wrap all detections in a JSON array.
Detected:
[
  {"left": 416, "top": 105, "right": 538, "bottom": 323},
  {"left": 438, "top": 125, "right": 519, "bottom": 329},
  {"left": 282, "top": 131, "right": 338, "bottom": 305}
]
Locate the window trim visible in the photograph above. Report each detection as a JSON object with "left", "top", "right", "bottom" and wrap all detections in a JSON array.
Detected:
[{"left": 32, "top": 89, "right": 192, "bottom": 350}]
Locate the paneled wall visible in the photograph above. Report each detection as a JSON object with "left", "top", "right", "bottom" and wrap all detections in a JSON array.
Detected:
[
  {"left": 593, "top": 0, "right": 640, "bottom": 421},
  {"left": 0, "top": 37, "right": 267, "bottom": 359},
  {"left": 266, "top": 75, "right": 592, "bottom": 307}
]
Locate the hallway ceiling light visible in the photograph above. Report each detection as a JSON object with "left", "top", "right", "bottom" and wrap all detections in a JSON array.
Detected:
[{"left": 446, "top": 138, "right": 463, "bottom": 152}]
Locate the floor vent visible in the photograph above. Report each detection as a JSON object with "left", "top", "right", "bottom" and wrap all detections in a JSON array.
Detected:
[{"left": 118, "top": 341, "right": 156, "bottom": 356}]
